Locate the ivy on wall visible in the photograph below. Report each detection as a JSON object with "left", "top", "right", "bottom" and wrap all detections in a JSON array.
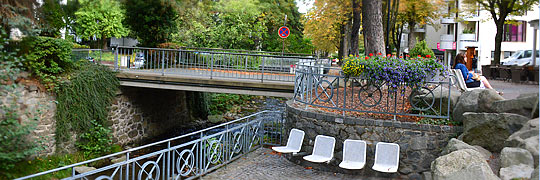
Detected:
[{"left": 55, "top": 62, "right": 119, "bottom": 156}]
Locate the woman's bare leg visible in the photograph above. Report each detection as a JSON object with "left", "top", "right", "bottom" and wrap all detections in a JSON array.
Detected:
[{"left": 480, "top": 76, "right": 493, "bottom": 89}]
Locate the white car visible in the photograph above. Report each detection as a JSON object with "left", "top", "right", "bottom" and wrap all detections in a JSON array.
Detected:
[
  {"left": 132, "top": 53, "right": 145, "bottom": 68},
  {"left": 501, "top": 50, "right": 539, "bottom": 66}
]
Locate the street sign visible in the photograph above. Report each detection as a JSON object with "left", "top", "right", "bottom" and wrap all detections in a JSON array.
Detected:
[{"left": 278, "top": 26, "right": 290, "bottom": 38}]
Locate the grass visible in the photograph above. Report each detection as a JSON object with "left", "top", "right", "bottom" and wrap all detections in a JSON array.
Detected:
[{"left": 1, "top": 145, "right": 122, "bottom": 180}]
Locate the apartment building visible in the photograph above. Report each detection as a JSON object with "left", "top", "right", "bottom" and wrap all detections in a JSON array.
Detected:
[{"left": 418, "top": 3, "right": 539, "bottom": 70}]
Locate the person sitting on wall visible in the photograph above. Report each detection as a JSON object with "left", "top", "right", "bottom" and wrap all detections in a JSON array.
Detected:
[{"left": 452, "top": 53, "right": 502, "bottom": 95}]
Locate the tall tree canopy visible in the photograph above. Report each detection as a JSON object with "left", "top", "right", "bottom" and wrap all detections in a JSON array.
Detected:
[
  {"left": 123, "top": 0, "right": 179, "bottom": 47},
  {"left": 462, "top": 0, "right": 538, "bottom": 64},
  {"left": 400, "top": 0, "right": 442, "bottom": 50},
  {"left": 0, "top": 0, "right": 40, "bottom": 35},
  {"left": 75, "top": 0, "right": 129, "bottom": 49},
  {"left": 303, "top": 0, "right": 352, "bottom": 57}
]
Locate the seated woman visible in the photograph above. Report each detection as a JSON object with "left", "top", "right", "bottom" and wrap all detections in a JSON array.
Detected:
[{"left": 452, "top": 53, "right": 502, "bottom": 95}]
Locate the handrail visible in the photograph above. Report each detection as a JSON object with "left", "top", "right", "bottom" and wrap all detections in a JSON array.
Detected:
[{"left": 15, "top": 110, "right": 282, "bottom": 180}]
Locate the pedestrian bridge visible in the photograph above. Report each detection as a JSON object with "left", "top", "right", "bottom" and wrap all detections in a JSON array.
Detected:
[{"left": 112, "top": 46, "right": 330, "bottom": 98}]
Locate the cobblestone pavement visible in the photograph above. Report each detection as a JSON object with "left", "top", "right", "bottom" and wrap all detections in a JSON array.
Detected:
[{"left": 202, "top": 147, "right": 391, "bottom": 180}]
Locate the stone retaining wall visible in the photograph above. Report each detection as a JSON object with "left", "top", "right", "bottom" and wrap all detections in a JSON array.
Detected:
[
  {"left": 109, "top": 87, "right": 196, "bottom": 147},
  {"left": 285, "top": 100, "right": 463, "bottom": 179}
]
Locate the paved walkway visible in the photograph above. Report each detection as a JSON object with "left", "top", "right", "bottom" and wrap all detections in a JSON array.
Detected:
[
  {"left": 202, "top": 148, "right": 391, "bottom": 180},
  {"left": 488, "top": 79, "right": 538, "bottom": 99}
]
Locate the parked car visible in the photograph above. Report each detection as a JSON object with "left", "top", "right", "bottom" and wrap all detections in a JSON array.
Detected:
[
  {"left": 501, "top": 50, "right": 540, "bottom": 66},
  {"left": 132, "top": 52, "right": 145, "bottom": 68}
]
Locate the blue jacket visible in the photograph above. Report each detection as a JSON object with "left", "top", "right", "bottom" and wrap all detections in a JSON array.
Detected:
[{"left": 454, "top": 63, "right": 474, "bottom": 83}]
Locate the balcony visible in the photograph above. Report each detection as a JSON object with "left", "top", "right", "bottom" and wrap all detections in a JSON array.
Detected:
[
  {"left": 441, "top": 18, "right": 456, "bottom": 24},
  {"left": 458, "top": 41, "right": 479, "bottom": 50},
  {"left": 414, "top": 27, "right": 426, "bottom": 33},
  {"left": 440, "top": 34, "right": 454, "bottom": 42},
  {"left": 459, "top": 33, "right": 476, "bottom": 41},
  {"left": 440, "top": 41, "right": 456, "bottom": 50},
  {"left": 463, "top": 15, "right": 481, "bottom": 22}
]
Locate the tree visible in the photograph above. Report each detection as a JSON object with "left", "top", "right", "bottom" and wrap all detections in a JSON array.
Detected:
[
  {"left": 74, "top": 0, "right": 128, "bottom": 49},
  {"left": 0, "top": 0, "right": 40, "bottom": 35},
  {"left": 123, "top": 0, "right": 179, "bottom": 47},
  {"left": 303, "top": 0, "right": 352, "bottom": 57},
  {"left": 38, "top": 0, "right": 65, "bottom": 37},
  {"left": 462, "top": 0, "right": 538, "bottom": 65},
  {"left": 362, "top": 0, "right": 385, "bottom": 54},
  {"left": 400, "top": 0, "right": 442, "bottom": 50}
]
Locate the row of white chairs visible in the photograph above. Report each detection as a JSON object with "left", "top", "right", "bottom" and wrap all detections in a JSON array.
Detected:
[{"left": 272, "top": 129, "right": 400, "bottom": 173}]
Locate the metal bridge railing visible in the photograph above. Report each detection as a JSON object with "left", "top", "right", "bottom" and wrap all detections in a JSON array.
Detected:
[
  {"left": 16, "top": 111, "right": 283, "bottom": 180},
  {"left": 114, "top": 46, "right": 329, "bottom": 82},
  {"left": 293, "top": 66, "right": 452, "bottom": 120}
]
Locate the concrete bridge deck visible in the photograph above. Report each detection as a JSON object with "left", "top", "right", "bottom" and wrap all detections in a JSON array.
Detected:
[{"left": 117, "top": 70, "right": 296, "bottom": 97}]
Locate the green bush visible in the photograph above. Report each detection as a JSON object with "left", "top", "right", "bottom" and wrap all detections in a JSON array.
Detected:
[
  {"left": 0, "top": 30, "right": 41, "bottom": 174},
  {"left": 19, "top": 36, "right": 73, "bottom": 90},
  {"left": 76, "top": 120, "right": 113, "bottom": 157},
  {"left": 72, "top": 43, "right": 90, "bottom": 49},
  {"left": 409, "top": 39, "right": 435, "bottom": 58},
  {"left": 209, "top": 93, "right": 251, "bottom": 115}
]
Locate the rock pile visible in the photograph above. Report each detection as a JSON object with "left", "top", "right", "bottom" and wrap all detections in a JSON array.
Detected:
[{"left": 429, "top": 90, "right": 539, "bottom": 180}]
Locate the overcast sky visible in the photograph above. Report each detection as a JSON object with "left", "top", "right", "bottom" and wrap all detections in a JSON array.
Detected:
[{"left": 295, "top": 0, "right": 314, "bottom": 14}]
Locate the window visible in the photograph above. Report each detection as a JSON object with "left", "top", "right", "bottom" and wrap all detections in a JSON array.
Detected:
[{"left": 503, "top": 21, "right": 526, "bottom": 42}]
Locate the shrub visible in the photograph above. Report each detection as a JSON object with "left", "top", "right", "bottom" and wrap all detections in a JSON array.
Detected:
[
  {"left": 19, "top": 36, "right": 73, "bottom": 90},
  {"left": 0, "top": 30, "right": 40, "bottom": 174},
  {"left": 409, "top": 39, "right": 435, "bottom": 58},
  {"left": 76, "top": 120, "right": 112, "bottom": 157},
  {"left": 72, "top": 43, "right": 90, "bottom": 49},
  {"left": 157, "top": 42, "right": 182, "bottom": 49},
  {"left": 342, "top": 53, "right": 445, "bottom": 89}
]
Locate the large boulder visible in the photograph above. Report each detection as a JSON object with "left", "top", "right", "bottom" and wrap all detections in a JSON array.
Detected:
[
  {"left": 499, "top": 147, "right": 534, "bottom": 168},
  {"left": 492, "top": 93, "right": 538, "bottom": 118},
  {"left": 477, "top": 89, "right": 505, "bottom": 112},
  {"left": 431, "top": 149, "right": 499, "bottom": 180},
  {"left": 499, "top": 164, "right": 534, "bottom": 180},
  {"left": 460, "top": 112, "right": 529, "bottom": 152},
  {"left": 423, "top": 86, "right": 461, "bottom": 114},
  {"left": 453, "top": 90, "right": 482, "bottom": 123},
  {"left": 441, "top": 138, "right": 491, "bottom": 160},
  {"left": 505, "top": 118, "right": 539, "bottom": 167}
]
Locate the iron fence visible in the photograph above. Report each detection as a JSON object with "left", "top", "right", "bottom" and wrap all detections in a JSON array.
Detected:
[
  {"left": 16, "top": 111, "right": 283, "bottom": 180},
  {"left": 293, "top": 66, "right": 452, "bottom": 120},
  {"left": 114, "top": 46, "right": 329, "bottom": 82}
]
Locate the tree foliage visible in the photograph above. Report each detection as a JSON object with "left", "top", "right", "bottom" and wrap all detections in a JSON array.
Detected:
[
  {"left": 123, "top": 0, "right": 178, "bottom": 47},
  {"left": 399, "top": 0, "right": 443, "bottom": 49},
  {"left": 303, "top": 0, "right": 352, "bottom": 54},
  {"left": 0, "top": 0, "right": 40, "bottom": 35},
  {"left": 462, "top": 0, "right": 538, "bottom": 64},
  {"left": 74, "top": 0, "right": 128, "bottom": 49}
]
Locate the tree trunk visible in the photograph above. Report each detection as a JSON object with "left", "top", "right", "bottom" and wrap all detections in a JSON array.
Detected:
[
  {"left": 493, "top": 20, "right": 505, "bottom": 65},
  {"left": 408, "top": 22, "right": 416, "bottom": 51},
  {"left": 339, "top": 22, "right": 352, "bottom": 61},
  {"left": 350, "top": 0, "right": 362, "bottom": 56},
  {"left": 101, "top": 37, "right": 108, "bottom": 50},
  {"left": 362, "top": 0, "right": 385, "bottom": 55}
]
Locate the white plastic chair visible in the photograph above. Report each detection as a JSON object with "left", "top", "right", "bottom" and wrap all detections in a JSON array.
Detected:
[
  {"left": 451, "top": 69, "right": 483, "bottom": 92},
  {"left": 303, "top": 135, "right": 336, "bottom": 163},
  {"left": 339, "top": 139, "right": 367, "bottom": 169},
  {"left": 372, "top": 142, "right": 400, "bottom": 173},
  {"left": 272, "top": 129, "right": 304, "bottom": 153}
]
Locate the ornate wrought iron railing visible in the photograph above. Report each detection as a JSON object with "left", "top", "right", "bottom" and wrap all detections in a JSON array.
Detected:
[
  {"left": 293, "top": 66, "right": 452, "bottom": 120},
  {"left": 16, "top": 111, "right": 283, "bottom": 180},
  {"left": 113, "top": 46, "right": 330, "bottom": 82}
]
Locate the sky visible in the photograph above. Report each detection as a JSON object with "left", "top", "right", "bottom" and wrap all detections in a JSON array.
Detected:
[{"left": 295, "top": 0, "right": 314, "bottom": 14}]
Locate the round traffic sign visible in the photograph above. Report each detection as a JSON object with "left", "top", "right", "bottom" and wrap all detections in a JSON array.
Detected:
[{"left": 278, "top": 26, "right": 290, "bottom": 38}]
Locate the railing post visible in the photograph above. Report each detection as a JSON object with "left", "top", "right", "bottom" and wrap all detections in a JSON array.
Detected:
[
  {"left": 125, "top": 151, "right": 130, "bottom": 180},
  {"left": 162, "top": 50, "right": 165, "bottom": 76},
  {"left": 167, "top": 141, "right": 171, "bottom": 179},
  {"left": 114, "top": 46, "right": 119, "bottom": 70},
  {"left": 261, "top": 56, "right": 265, "bottom": 83},
  {"left": 211, "top": 54, "right": 214, "bottom": 79}
]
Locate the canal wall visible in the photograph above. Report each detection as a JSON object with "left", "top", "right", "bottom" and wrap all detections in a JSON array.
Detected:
[{"left": 284, "top": 100, "right": 463, "bottom": 179}]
